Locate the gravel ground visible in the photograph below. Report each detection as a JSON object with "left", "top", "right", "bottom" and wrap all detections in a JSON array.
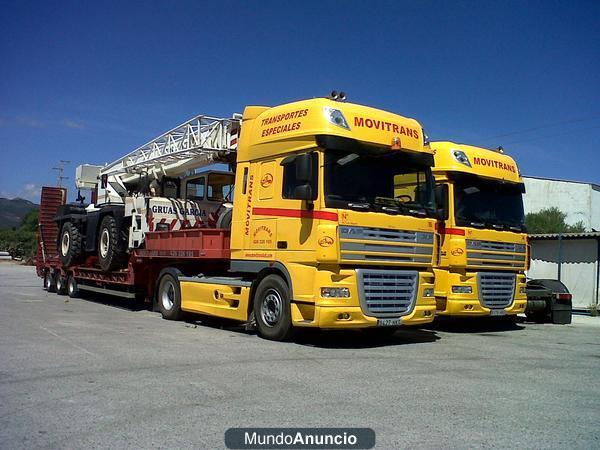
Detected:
[{"left": 0, "top": 262, "right": 598, "bottom": 449}]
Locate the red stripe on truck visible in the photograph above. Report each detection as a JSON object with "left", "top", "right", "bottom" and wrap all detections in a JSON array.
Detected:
[{"left": 252, "top": 207, "right": 338, "bottom": 222}]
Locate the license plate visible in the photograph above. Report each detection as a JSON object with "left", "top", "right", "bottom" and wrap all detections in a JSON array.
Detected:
[
  {"left": 489, "top": 309, "right": 506, "bottom": 316},
  {"left": 377, "top": 318, "right": 402, "bottom": 327}
]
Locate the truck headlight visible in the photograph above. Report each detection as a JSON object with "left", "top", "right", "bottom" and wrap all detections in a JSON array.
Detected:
[
  {"left": 321, "top": 287, "right": 350, "bottom": 298},
  {"left": 323, "top": 107, "right": 350, "bottom": 130},
  {"left": 452, "top": 285, "right": 473, "bottom": 294},
  {"left": 423, "top": 288, "right": 434, "bottom": 297}
]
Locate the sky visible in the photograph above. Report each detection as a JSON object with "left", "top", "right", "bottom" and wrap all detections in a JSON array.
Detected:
[{"left": 1, "top": 0, "right": 599, "bottom": 202}]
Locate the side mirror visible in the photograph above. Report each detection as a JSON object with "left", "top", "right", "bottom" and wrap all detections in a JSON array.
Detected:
[
  {"left": 434, "top": 184, "right": 449, "bottom": 221},
  {"left": 293, "top": 184, "right": 313, "bottom": 201},
  {"left": 295, "top": 153, "right": 313, "bottom": 183}
]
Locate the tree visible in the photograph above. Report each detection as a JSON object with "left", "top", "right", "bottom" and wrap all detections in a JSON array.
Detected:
[
  {"left": 525, "top": 207, "right": 586, "bottom": 234},
  {"left": 0, "top": 209, "right": 38, "bottom": 258}
]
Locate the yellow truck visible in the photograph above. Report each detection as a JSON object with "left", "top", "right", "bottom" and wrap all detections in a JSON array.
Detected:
[
  {"left": 44, "top": 94, "right": 438, "bottom": 341},
  {"left": 429, "top": 141, "right": 528, "bottom": 318}
]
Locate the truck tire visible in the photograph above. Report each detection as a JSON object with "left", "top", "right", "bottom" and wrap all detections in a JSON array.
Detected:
[
  {"left": 253, "top": 274, "right": 294, "bottom": 341},
  {"left": 157, "top": 273, "right": 184, "bottom": 320},
  {"left": 67, "top": 275, "right": 80, "bottom": 298},
  {"left": 525, "top": 310, "right": 546, "bottom": 323},
  {"left": 98, "top": 215, "right": 128, "bottom": 271},
  {"left": 44, "top": 271, "right": 56, "bottom": 293},
  {"left": 59, "top": 221, "right": 83, "bottom": 266},
  {"left": 56, "top": 275, "right": 67, "bottom": 295},
  {"left": 216, "top": 208, "right": 233, "bottom": 229}
]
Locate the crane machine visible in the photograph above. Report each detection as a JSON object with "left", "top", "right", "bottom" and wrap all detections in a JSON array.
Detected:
[{"left": 58, "top": 114, "right": 240, "bottom": 270}]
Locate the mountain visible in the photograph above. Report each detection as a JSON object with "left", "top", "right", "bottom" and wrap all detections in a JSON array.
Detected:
[{"left": 0, "top": 198, "right": 39, "bottom": 229}]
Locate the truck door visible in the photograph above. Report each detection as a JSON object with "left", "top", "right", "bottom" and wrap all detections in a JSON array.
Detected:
[{"left": 248, "top": 152, "right": 320, "bottom": 262}]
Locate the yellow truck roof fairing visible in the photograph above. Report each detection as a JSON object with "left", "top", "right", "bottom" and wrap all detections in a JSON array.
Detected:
[
  {"left": 430, "top": 141, "right": 522, "bottom": 184},
  {"left": 237, "top": 98, "right": 430, "bottom": 162}
]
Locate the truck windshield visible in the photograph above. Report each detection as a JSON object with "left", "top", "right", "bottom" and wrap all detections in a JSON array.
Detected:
[
  {"left": 324, "top": 149, "right": 435, "bottom": 218},
  {"left": 454, "top": 177, "right": 525, "bottom": 232}
]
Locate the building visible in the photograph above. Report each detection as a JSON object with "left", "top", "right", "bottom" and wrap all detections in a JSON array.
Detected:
[
  {"left": 523, "top": 177, "right": 600, "bottom": 310},
  {"left": 523, "top": 176, "right": 600, "bottom": 231},
  {"left": 527, "top": 232, "right": 600, "bottom": 311}
]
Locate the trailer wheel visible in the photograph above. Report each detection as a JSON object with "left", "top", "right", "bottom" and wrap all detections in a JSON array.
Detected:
[
  {"left": 98, "top": 215, "right": 128, "bottom": 271},
  {"left": 44, "top": 271, "right": 56, "bottom": 293},
  {"left": 67, "top": 275, "right": 80, "bottom": 298},
  {"left": 157, "top": 273, "right": 183, "bottom": 320},
  {"left": 56, "top": 275, "right": 67, "bottom": 295},
  {"left": 253, "top": 274, "right": 294, "bottom": 341},
  {"left": 59, "top": 221, "right": 83, "bottom": 266}
]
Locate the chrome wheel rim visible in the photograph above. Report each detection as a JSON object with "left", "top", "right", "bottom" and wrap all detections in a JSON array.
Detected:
[
  {"left": 68, "top": 278, "right": 74, "bottom": 295},
  {"left": 61, "top": 231, "right": 70, "bottom": 256},
  {"left": 161, "top": 280, "right": 175, "bottom": 311},
  {"left": 100, "top": 229, "right": 109, "bottom": 258},
  {"left": 261, "top": 288, "right": 282, "bottom": 327},
  {"left": 45, "top": 274, "right": 51, "bottom": 289}
]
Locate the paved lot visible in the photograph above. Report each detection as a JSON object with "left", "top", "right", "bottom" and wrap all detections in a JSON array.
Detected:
[{"left": 0, "top": 263, "right": 599, "bottom": 449}]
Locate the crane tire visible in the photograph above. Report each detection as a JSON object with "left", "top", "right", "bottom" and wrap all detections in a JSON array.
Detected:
[
  {"left": 98, "top": 215, "right": 128, "bottom": 271},
  {"left": 59, "top": 221, "right": 83, "bottom": 267}
]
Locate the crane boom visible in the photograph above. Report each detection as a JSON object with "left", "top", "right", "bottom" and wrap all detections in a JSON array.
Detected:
[{"left": 99, "top": 114, "right": 240, "bottom": 178}]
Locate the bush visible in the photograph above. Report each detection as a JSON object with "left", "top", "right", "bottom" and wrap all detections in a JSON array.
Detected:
[
  {"left": 525, "top": 207, "right": 585, "bottom": 234},
  {"left": 0, "top": 209, "right": 39, "bottom": 258}
]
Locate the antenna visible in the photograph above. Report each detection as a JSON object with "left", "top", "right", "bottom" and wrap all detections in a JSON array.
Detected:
[{"left": 52, "top": 160, "right": 71, "bottom": 187}]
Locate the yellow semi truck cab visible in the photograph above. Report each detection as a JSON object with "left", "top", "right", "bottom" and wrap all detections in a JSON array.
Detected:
[
  {"left": 220, "top": 98, "right": 438, "bottom": 337},
  {"left": 430, "top": 141, "right": 528, "bottom": 318}
]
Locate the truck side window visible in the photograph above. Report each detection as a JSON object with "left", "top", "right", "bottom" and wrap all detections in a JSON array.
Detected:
[
  {"left": 242, "top": 167, "right": 248, "bottom": 195},
  {"left": 207, "top": 173, "right": 235, "bottom": 202},
  {"left": 186, "top": 177, "right": 205, "bottom": 201},
  {"left": 162, "top": 179, "right": 179, "bottom": 198},
  {"left": 282, "top": 152, "right": 318, "bottom": 200}
]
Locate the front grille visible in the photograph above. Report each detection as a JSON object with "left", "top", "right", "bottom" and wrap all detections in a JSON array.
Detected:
[
  {"left": 478, "top": 272, "right": 516, "bottom": 309},
  {"left": 466, "top": 239, "right": 526, "bottom": 269},
  {"left": 467, "top": 240, "right": 525, "bottom": 252},
  {"left": 340, "top": 226, "right": 434, "bottom": 265},
  {"left": 356, "top": 269, "right": 418, "bottom": 317}
]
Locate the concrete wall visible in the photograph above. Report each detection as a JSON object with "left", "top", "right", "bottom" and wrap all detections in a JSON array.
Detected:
[
  {"left": 528, "top": 239, "right": 599, "bottom": 309},
  {"left": 523, "top": 177, "right": 600, "bottom": 231}
]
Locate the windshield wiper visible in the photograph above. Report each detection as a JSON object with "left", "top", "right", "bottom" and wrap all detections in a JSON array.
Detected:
[
  {"left": 374, "top": 197, "right": 426, "bottom": 218},
  {"left": 372, "top": 197, "right": 401, "bottom": 215},
  {"left": 407, "top": 207, "right": 427, "bottom": 217},
  {"left": 457, "top": 218, "right": 486, "bottom": 228},
  {"left": 397, "top": 200, "right": 432, "bottom": 218},
  {"left": 347, "top": 202, "right": 371, "bottom": 211},
  {"left": 488, "top": 222, "right": 504, "bottom": 231}
]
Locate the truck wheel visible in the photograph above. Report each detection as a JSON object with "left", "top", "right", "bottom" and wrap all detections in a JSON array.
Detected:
[
  {"left": 253, "top": 275, "right": 294, "bottom": 341},
  {"left": 216, "top": 208, "right": 233, "bottom": 229},
  {"left": 44, "top": 271, "right": 56, "bottom": 293},
  {"left": 526, "top": 311, "right": 546, "bottom": 323},
  {"left": 59, "top": 221, "right": 83, "bottom": 266},
  {"left": 157, "top": 273, "right": 183, "bottom": 320},
  {"left": 67, "top": 275, "right": 80, "bottom": 298},
  {"left": 98, "top": 215, "right": 127, "bottom": 271},
  {"left": 56, "top": 275, "right": 67, "bottom": 295}
]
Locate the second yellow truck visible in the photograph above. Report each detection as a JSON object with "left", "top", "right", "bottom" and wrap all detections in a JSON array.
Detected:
[{"left": 429, "top": 141, "right": 528, "bottom": 319}]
